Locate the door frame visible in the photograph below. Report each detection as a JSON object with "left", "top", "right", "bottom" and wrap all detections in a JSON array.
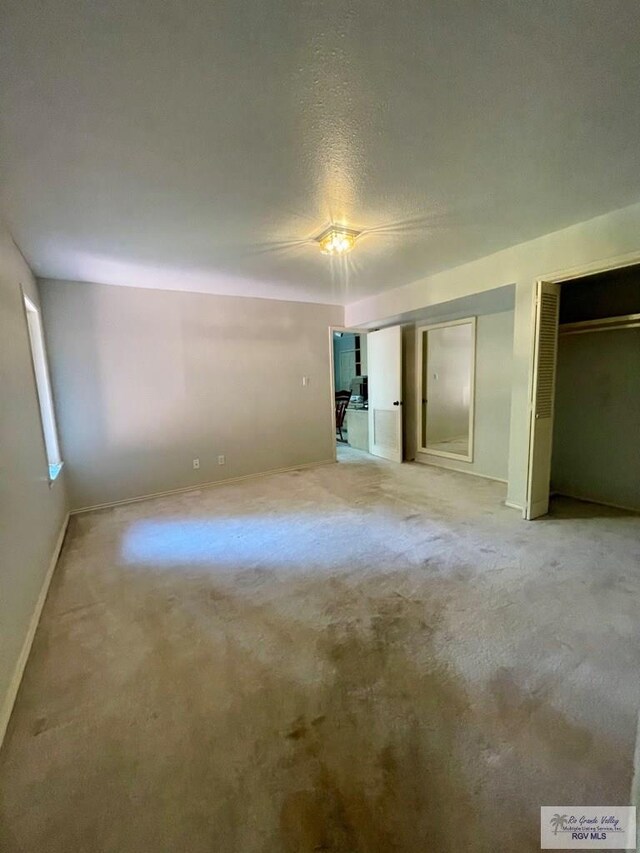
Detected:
[
  {"left": 328, "top": 325, "right": 369, "bottom": 461},
  {"left": 524, "top": 249, "right": 640, "bottom": 518}
]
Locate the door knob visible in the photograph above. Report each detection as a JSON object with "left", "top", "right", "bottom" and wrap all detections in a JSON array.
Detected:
[{"left": 393, "top": 400, "right": 403, "bottom": 406}]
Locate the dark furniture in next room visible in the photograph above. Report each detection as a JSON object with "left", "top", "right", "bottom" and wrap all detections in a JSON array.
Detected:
[{"left": 335, "top": 390, "right": 352, "bottom": 443}]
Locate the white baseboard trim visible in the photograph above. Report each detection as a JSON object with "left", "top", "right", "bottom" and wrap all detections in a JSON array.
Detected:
[
  {"left": 631, "top": 710, "right": 640, "bottom": 814},
  {"left": 0, "top": 512, "right": 70, "bottom": 750},
  {"left": 504, "top": 500, "right": 524, "bottom": 511},
  {"left": 71, "top": 458, "right": 337, "bottom": 515},
  {"left": 553, "top": 491, "right": 639, "bottom": 514},
  {"left": 415, "top": 456, "right": 508, "bottom": 485}
]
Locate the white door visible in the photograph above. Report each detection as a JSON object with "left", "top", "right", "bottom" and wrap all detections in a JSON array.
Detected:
[
  {"left": 368, "top": 325, "right": 403, "bottom": 462},
  {"left": 525, "top": 280, "right": 561, "bottom": 519}
]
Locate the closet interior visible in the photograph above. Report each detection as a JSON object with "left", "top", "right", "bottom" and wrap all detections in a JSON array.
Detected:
[{"left": 552, "top": 264, "right": 640, "bottom": 511}]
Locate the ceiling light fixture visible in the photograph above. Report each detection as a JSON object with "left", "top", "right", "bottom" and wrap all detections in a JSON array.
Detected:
[{"left": 316, "top": 225, "right": 360, "bottom": 256}]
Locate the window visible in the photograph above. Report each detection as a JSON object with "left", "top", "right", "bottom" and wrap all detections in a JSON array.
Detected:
[{"left": 23, "top": 295, "right": 63, "bottom": 481}]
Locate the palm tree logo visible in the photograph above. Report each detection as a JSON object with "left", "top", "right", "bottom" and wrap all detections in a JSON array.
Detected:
[{"left": 550, "top": 814, "right": 569, "bottom": 835}]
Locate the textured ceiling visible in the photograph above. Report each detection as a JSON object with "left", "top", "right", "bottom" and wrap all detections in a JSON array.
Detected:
[{"left": 1, "top": 0, "right": 640, "bottom": 305}]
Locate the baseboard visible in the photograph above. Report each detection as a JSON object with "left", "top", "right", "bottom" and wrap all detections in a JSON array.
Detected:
[
  {"left": 0, "top": 512, "right": 70, "bottom": 750},
  {"left": 71, "top": 458, "right": 337, "bottom": 515},
  {"left": 553, "top": 491, "right": 640, "bottom": 514},
  {"left": 631, "top": 710, "right": 640, "bottom": 813},
  {"left": 505, "top": 500, "right": 524, "bottom": 511},
  {"left": 415, "top": 456, "right": 508, "bottom": 485}
]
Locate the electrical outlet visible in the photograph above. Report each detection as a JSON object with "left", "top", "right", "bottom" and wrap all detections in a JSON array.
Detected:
[
  {"left": 218, "top": 455, "right": 225, "bottom": 465},
  {"left": 193, "top": 458, "right": 200, "bottom": 469}
]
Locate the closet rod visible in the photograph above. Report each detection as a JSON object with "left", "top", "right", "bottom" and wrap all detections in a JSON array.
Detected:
[{"left": 559, "top": 313, "right": 640, "bottom": 336}]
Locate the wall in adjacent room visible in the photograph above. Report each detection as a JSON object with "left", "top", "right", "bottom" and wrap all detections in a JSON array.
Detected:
[
  {"left": 39, "top": 279, "right": 343, "bottom": 510},
  {"left": 333, "top": 332, "right": 357, "bottom": 392},
  {"left": 332, "top": 332, "right": 368, "bottom": 389},
  {"left": 0, "top": 227, "right": 68, "bottom": 744},
  {"left": 552, "top": 328, "right": 640, "bottom": 511}
]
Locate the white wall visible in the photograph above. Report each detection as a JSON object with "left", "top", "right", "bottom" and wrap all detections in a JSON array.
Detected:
[
  {"left": 552, "top": 328, "right": 640, "bottom": 511},
  {"left": 39, "top": 279, "right": 343, "bottom": 510},
  {"left": 0, "top": 227, "right": 68, "bottom": 742},
  {"left": 346, "top": 201, "right": 640, "bottom": 509}
]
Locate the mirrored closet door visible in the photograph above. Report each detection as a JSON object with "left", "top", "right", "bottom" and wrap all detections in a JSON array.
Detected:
[{"left": 417, "top": 317, "right": 476, "bottom": 461}]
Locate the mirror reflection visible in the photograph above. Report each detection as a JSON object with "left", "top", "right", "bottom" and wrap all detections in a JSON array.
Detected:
[{"left": 420, "top": 320, "right": 475, "bottom": 460}]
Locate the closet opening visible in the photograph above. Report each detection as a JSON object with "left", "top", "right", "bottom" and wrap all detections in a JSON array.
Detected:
[{"left": 551, "top": 263, "right": 640, "bottom": 513}]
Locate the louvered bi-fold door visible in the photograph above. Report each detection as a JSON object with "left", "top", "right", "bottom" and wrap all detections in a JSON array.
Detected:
[{"left": 525, "top": 281, "right": 561, "bottom": 519}]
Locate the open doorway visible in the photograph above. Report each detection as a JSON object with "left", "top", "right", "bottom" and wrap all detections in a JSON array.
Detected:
[
  {"left": 331, "top": 329, "right": 368, "bottom": 451},
  {"left": 526, "top": 260, "right": 640, "bottom": 518},
  {"left": 330, "top": 325, "right": 405, "bottom": 463}
]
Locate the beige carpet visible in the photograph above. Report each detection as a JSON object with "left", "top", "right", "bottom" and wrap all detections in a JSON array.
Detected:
[{"left": 1, "top": 447, "right": 639, "bottom": 852}]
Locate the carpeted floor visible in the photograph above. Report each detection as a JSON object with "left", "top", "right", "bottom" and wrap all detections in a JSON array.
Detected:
[{"left": 1, "top": 447, "right": 639, "bottom": 852}]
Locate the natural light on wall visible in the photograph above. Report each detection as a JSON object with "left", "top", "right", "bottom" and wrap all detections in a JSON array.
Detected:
[{"left": 23, "top": 295, "right": 63, "bottom": 481}]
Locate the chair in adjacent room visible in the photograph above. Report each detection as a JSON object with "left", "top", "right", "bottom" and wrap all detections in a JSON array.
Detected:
[{"left": 335, "top": 390, "right": 352, "bottom": 443}]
